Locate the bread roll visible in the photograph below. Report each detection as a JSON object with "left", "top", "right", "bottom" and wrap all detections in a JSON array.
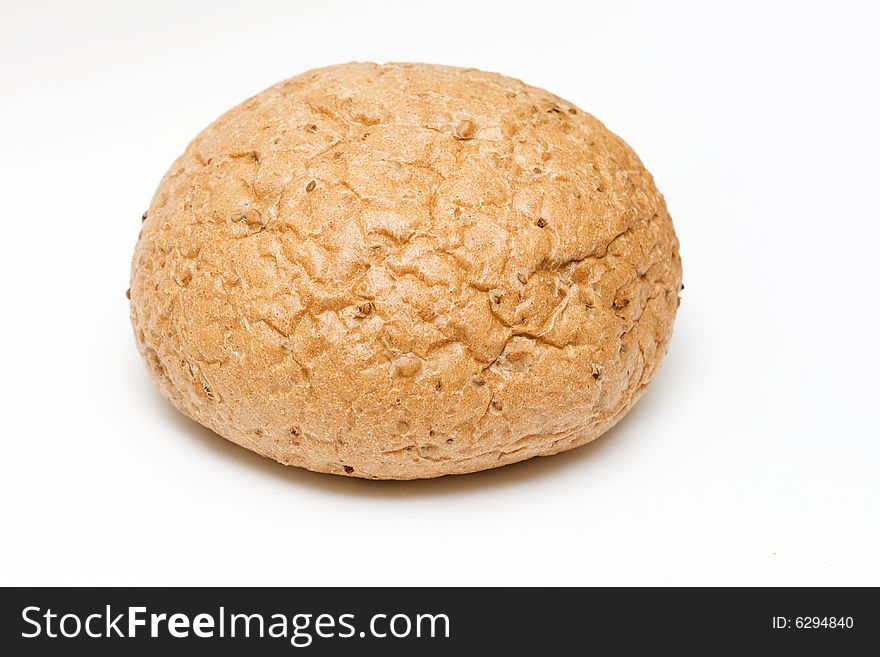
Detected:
[{"left": 130, "top": 62, "right": 682, "bottom": 479}]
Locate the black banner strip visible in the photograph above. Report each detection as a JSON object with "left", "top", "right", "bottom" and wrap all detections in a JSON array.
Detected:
[{"left": 1, "top": 587, "right": 875, "bottom": 654}]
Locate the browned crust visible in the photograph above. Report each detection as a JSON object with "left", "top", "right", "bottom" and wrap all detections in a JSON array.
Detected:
[{"left": 130, "top": 62, "right": 682, "bottom": 479}]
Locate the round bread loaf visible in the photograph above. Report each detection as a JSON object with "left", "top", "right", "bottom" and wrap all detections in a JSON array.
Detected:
[{"left": 130, "top": 62, "right": 682, "bottom": 479}]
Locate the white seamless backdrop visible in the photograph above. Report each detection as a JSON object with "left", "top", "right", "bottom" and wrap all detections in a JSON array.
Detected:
[{"left": 0, "top": 0, "right": 877, "bottom": 586}]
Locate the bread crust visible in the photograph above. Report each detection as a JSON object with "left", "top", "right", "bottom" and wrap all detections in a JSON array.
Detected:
[{"left": 130, "top": 62, "right": 682, "bottom": 479}]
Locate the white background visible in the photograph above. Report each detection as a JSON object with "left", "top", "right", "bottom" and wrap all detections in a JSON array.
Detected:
[{"left": 1, "top": 0, "right": 878, "bottom": 586}]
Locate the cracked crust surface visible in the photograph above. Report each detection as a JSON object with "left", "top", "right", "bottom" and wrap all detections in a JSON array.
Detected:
[{"left": 130, "top": 62, "right": 682, "bottom": 479}]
